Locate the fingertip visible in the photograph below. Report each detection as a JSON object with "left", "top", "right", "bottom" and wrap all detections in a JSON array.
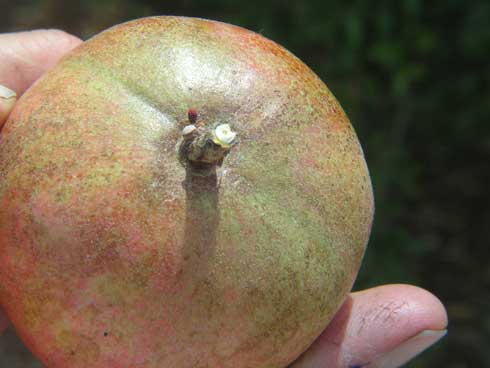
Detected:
[
  {"left": 35, "top": 29, "right": 83, "bottom": 51},
  {"left": 397, "top": 284, "right": 448, "bottom": 330},
  {"left": 353, "top": 284, "right": 448, "bottom": 332},
  {"left": 0, "top": 29, "right": 82, "bottom": 96}
]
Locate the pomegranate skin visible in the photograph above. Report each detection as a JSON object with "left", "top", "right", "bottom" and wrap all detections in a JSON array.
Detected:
[{"left": 0, "top": 17, "right": 374, "bottom": 368}]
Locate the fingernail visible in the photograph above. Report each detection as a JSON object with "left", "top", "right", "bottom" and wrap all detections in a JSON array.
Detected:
[
  {"left": 0, "top": 84, "right": 17, "bottom": 100},
  {"left": 370, "top": 329, "right": 447, "bottom": 368}
]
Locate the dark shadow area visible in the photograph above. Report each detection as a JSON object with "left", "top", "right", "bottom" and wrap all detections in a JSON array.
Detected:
[
  {"left": 182, "top": 168, "right": 220, "bottom": 281},
  {"left": 0, "top": 328, "right": 42, "bottom": 368}
]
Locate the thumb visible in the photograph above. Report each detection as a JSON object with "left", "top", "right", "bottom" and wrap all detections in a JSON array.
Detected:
[{"left": 290, "top": 284, "right": 448, "bottom": 368}]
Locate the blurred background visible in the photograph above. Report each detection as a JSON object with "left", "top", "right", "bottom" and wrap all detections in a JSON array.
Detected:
[{"left": 0, "top": 0, "right": 488, "bottom": 367}]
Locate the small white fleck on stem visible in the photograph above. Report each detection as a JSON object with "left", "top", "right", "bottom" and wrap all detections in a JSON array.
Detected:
[{"left": 182, "top": 124, "right": 197, "bottom": 136}]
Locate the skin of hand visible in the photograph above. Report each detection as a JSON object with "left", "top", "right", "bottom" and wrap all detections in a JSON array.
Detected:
[{"left": 0, "top": 30, "right": 448, "bottom": 368}]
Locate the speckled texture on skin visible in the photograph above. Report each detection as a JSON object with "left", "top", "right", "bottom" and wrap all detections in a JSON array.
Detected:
[{"left": 0, "top": 16, "right": 374, "bottom": 368}]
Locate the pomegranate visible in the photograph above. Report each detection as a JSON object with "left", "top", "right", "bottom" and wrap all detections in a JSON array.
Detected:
[{"left": 0, "top": 16, "right": 374, "bottom": 367}]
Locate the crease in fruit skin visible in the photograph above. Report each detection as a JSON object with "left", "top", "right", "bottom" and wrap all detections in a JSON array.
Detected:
[{"left": 0, "top": 16, "right": 374, "bottom": 368}]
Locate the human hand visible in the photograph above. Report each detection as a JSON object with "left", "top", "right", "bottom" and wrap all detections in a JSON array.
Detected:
[{"left": 0, "top": 30, "right": 447, "bottom": 368}]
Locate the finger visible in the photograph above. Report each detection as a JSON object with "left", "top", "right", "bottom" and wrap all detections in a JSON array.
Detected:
[
  {"left": 290, "top": 284, "right": 448, "bottom": 368},
  {"left": 0, "top": 84, "right": 17, "bottom": 129},
  {"left": 0, "top": 29, "right": 82, "bottom": 96}
]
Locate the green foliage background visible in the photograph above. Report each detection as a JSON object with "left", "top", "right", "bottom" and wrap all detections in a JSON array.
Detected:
[{"left": 1, "top": 0, "right": 489, "bottom": 367}]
